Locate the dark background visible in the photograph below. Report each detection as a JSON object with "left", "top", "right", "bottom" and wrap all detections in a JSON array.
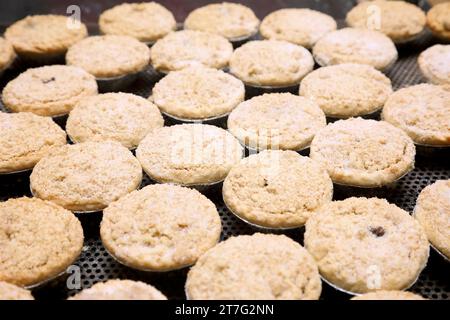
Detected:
[{"left": 0, "top": 0, "right": 360, "bottom": 27}]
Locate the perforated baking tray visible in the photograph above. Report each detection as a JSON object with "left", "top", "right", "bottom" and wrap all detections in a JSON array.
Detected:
[{"left": 0, "top": 23, "right": 449, "bottom": 300}]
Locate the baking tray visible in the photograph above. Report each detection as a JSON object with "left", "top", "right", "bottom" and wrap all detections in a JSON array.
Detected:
[{"left": 0, "top": 22, "right": 449, "bottom": 300}]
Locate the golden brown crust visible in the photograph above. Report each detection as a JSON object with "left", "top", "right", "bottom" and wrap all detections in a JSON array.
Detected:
[
  {"left": 136, "top": 124, "right": 243, "bottom": 186},
  {"left": 0, "top": 112, "right": 66, "bottom": 173},
  {"left": 260, "top": 8, "right": 337, "bottom": 48},
  {"left": 228, "top": 93, "right": 326, "bottom": 150},
  {"left": 66, "top": 93, "right": 164, "bottom": 149},
  {"left": 101, "top": 184, "right": 221, "bottom": 271},
  {"left": 5, "top": 15, "right": 87, "bottom": 58},
  {"left": 310, "top": 118, "right": 416, "bottom": 187},
  {"left": 414, "top": 180, "right": 450, "bottom": 259},
  {"left": 305, "top": 197, "right": 429, "bottom": 294},
  {"left": 66, "top": 35, "right": 150, "bottom": 78},
  {"left": 0, "top": 197, "right": 83, "bottom": 287},
  {"left": 230, "top": 40, "right": 314, "bottom": 87},
  {"left": 30, "top": 141, "right": 142, "bottom": 212},
  {"left": 312, "top": 28, "right": 398, "bottom": 70},
  {"left": 223, "top": 150, "right": 333, "bottom": 228},
  {"left": 382, "top": 84, "right": 450, "bottom": 146},
  {"left": 150, "top": 30, "right": 233, "bottom": 72},
  {"left": 0, "top": 37, "right": 15, "bottom": 71},
  {"left": 300, "top": 63, "right": 392, "bottom": 118},
  {"left": 418, "top": 45, "right": 450, "bottom": 86},
  {"left": 185, "top": 2, "right": 260, "bottom": 40},
  {"left": 69, "top": 280, "right": 167, "bottom": 300},
  {"left": 186, "top": 233, "right": 322, "bottom": 300},
  {"left": 99, "top": 2, "right": 176, "bottom": 42},
  {"left": 427, "top": 2, "right": 450, "bottom": 40},
  {"left": 2, "top": 65, "right": 98, "bottom": 117},
  {"left": 152, "top": 66, "right": 244, "bottom": 119},
  {"left": 346, "top": 0, "right": 426, "bottom": 43},
  {"left": 352, "top": 290, "right": 425, "bottom": 300}
]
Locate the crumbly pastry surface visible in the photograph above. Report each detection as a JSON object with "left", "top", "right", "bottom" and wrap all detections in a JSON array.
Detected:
[
  {"left": 2, "top": 65, "right": 98, "bottom": 116},
  {"left": 70, "top": 280, "right": 167, "bottom": 300},
  {"left": 186, "top": 233, "right": 322, "bottom": 300},
  {"left": 227, "top": 93, "right": 326, "bottom": 151},
  {"left": 0, "top": 37, "right": 15, "bottom": 70},
  {"left": 152, "top": 66, "right": 244, "bottom": 119},
  {"left": 300, "top": 63, "right": 393, "bottom": 118},
  {"left": 382, "top": 84, "right": 450, "bottom": 146},
  {"left": 312, "top": 28, "right": 398, "bottom": 70},
  {"left": 66, "top": 35, "right": 150, "bottom": 78},
  {"left": 136, "top": 124, "right": 243, "bottom": 185},
  {"left": 346, "top": 0, "right": 426, "bottom": 43},
  {"left": 310, "top": 118, "right": 416, "bottom": 187},
  {"left": 184, "top": 2, "right": 260, "bottom": 40},
  {"left": 427, "top": 2, "right": 450, "bottom": 40},
  {"left": 0, "top": 112, "right": 66, "bottom": 173},
  {"left": 414, "top": 180, "right": 450, "bottom": 259},
  {"left": 304, "top": 197, "right": 429, "bottom": 294},
  {"left": 260, "top": 8, "right": 337, "bottom": 48},
  {"left": 66, "top": 93, "right": 164, "bottom": 149},
  {"left": 352, "top": 290, "right": 425, "bottom": 300},
  {"left": 71, "top": 279, "right": 167, "bottom": 300},
  {"left": 99, "top": 2, "right": 176, "bottom": 43},
  {"left": 4, "top": 15, "right": 87, "bottom": 58},
  {"left": 0, "top": 282, "right": 34, "bottom": 300},
  {"left": 101, "top": 184, "right": 221, "bottom": 271},
  {"left": 418, "top": 45, "right": 450, "bottom": 86},
  {"left": 0, "top": 197, "right": 83, "bottom": 287},
  {"left": 230, "top": 40, "right": 314, "bottom": 87},
  {"left": 30, "top": 141, "right": 142, "bottom": 212},
  {"left": 150, "top": 30, "right": 233, "bottom": 72},
  {"left": 223, "top": 150, "right": 333, "bottom": 228}
]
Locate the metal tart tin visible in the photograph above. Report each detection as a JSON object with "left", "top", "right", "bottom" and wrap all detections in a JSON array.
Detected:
[
  {"left": 146, "top": 175, "right": 225, "bottom": 194},
  {"left": 318, "top": 246, "right": 428, "bottom": 297},
  {"left": 154, "top": 66, "right": 230, "bottom": 80},
  {"left": 244, "top": 82, "right": 300, "bottom": 98},
  {"left": 96, "top": 71, "right": 141, "bottom": 93},
  {"left": 314, "top": 55, "right": 397, "bottom": 74},
  {"left": 412, "top": 207, "right": 450, "bottom": 263},
  {"left": 229, "top": 30, "right": 259, "bottom": 48},
  {"left": 430, "top": 244, "right": 450, "bottom": 263},
  {"left": 332, "top": 169, "right": 413, "bottom": 199},
  {"left": 319, "top": 268, "right": 424, "bottom": 298},
  {"left": 161, "top": 111, "right": 230, "bottom": 128},
  {"left": 0, "top": 168, "right": 31, "bottom": 176},
  {"left": 326, "top": 109, "right": 382, "bottom": 123},
  {"left": 25, "top": 269, "right": 69, "bottom": 290},
  {"left": 243, "top": 144, "right": 310, "bottom": 157}
]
